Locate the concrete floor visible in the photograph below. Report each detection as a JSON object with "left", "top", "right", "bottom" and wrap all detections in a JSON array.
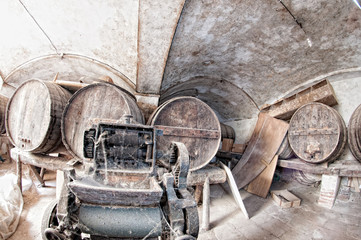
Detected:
[{"left": 1, "top": 160, "right": 361, "bottom": 240}]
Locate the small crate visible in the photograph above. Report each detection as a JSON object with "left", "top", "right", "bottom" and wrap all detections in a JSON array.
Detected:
[{"left": 271, "top": 189, "right": 301, "bottom": 208}]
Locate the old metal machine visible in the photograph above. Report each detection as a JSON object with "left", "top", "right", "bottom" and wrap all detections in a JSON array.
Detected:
[
  {"left": 44, "top": 121, "right": 198, "bottom": 239},
  {"left": 40, "top": 84, "right": 222, "bottom": 240}
]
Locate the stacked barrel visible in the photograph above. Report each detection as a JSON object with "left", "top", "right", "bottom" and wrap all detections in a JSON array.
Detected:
[
  {"left": 4, "top": 77, "right": 361, "bottom": 166},
  {"left": 61, "top": 82, "right": 144, "bottom": 161},
  {"left": 2, "top": 79, "right": 222, "bottom": 172},
  {"left": 6, "top": 80, "right": 72, "bottom": 153}
]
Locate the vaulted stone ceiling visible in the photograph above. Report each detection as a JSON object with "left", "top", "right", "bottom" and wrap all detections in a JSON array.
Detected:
[{"left": 162, "top": 0, "right": 361, "bottom": 121}]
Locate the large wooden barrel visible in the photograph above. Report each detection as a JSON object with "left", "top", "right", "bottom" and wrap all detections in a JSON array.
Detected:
[
  {"left": 276, "top": 134, "right": 294, "bottom": 159},
  {"left": 149, "top": 96, "right": 221, "bottom": 171},
  {"left": 292, "top": 170, "right": 321, "bottom": 186},
  {"left": 6, "top": 79, "right": 72, "bottom": 153},
  {"left": 61, "top": 82, "right": 144, "bottom": 161},
  {"left": 220, "top": 123, "right": 235, "bottom": 141},
  {"left": 288, "top": 102, "right": 346, "bottom": 164},
  {"left": 0, "top": 95, "right": 8, "bottom": 134},
  {"left": 348, "top": 104, "right": 361, "bottom": 162}
]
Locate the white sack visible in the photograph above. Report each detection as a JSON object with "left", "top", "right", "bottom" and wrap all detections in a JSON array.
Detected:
[{"left": 0, "top": 174, "right": 23, "bottom": 240}]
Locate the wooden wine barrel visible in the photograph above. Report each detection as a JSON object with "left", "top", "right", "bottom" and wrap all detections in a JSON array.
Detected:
[
  {"left": 220, "top": 123, "right": 235, "bottom": 140},
  {"left": 149, "top": 96, "right": 221, "bottom": 171},
  {"left": 276, "top": 134, "right": 294, "bottom": 160},
  {"left": 0, "top": 95, "right": 8, "bottom": 134},
  {"left": 288, "top": 102, "right": 346, "bottom": 164},
  {"left": 6, "top": 79, "right": 72, "bottom": 153},
  {"left": 292, "top": 170, "right": 321, "bottom": 186},
  {"left": 61, "top": 82, "right": 144, "bottom": 161},
  {"left": 348, "top": 104, "right": 361, "bottom": 162}
]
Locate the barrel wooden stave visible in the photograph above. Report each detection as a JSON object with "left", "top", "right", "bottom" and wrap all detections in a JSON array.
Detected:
[
  {"left": 276, "top": 134, "right": 294, "bottom": 160},
  {"left": 288, "top": 102, "right": 346, "bottom": 164},
  {"left": 6, "top": 79, "right": 72, "bottom": 153},
  {"left": 348, "top": 104, "right": 361, "bottom": 162},
  {"left": 149, "top": 96, "right": 221, "bottom": 171},
  {"left": 61, "top": 82, "right": 144, "bottom": 161},
  {"left": 0, "top": 95, "right": 9, "bottom": 134},
  {"left": 220, "top": 123, "right": 235, "bottom": 141}
]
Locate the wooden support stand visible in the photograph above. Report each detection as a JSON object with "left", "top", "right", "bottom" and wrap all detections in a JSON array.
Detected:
[
  {"left": 278, "top": 158, "right": 361, "bottom": 177},
  {"left": 29, "top": 165, "right": 45, "bottom": 187},
  {"left": 11, "top": 148, "right": 71, "bottom": 192},
  {"left": 278, "top": 158, "right": 361, "bottom": 208}
]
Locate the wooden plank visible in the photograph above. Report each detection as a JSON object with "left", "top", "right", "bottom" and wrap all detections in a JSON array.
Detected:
[
  {"left": 187, "top": 165, "right": 226, "bottom": 186},
  {"left": 201, "top": 177, "right": 210, "bottom": 231},
  {"left": 54, "top": 79, "right": 89, "bottom": 91},
  {"left": 29, "top": 165, "right": 45, "bottom": 187},
  {"left": 348, "top": 177, "right": 361, "bottom": 193},
  {"left": 232, "top": 143, "right": 246, "bottom": 153},
  {"left": 54, "top": 78, "right": 114, "bottom": 92},
  {"left": 11, "top": 148, "right": 70, "bottom": 171},
  {"left": 246, "top": 155, "right": 278, "bottom": 198},
  {"left": 232, "top": 113, "right": 289, "bottom": 189},
  {"left": 261, "top": 79, "right": 338, "bottom": 120},
  {"left": 194, "top": 185, "right": 203, "bottom": 204},
  {"left": 155, "top": 125, "right": 220, "bottom": 139},
  {"left": 221, "top": 138, "right": 234, "bottom": 151},
  {"left": 271, "top": 189, "right": 301, "bottom": 208},
  {"left": 278, "top": 158, "right": 361, "bottom": 177},
  {"left": 16, "top": 154, "right": 22, "bottom": 193},
  {"left": 0, "top": 95, "right": 8, "bottom": 134},
  {"left": 220, "top": 162, "right": 249, "bottom": 219},
  {"left": 354, "top": 178, "right": 361, "bottom": 192}
]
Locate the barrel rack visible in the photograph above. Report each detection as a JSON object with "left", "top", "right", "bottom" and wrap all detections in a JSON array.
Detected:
[
  {"left": 278, "top": 158, "right": 361, "bottom": 208},
  {"left": 10, "top": 148, "right": 71, "bottom": 192},
  {"left": 278, "top": 158, "right": 361, "bottom": 177}
]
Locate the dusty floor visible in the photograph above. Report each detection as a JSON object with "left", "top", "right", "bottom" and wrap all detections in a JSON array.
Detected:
[{"left": 1, "top": 160, "right": 360, "bottom": 240}]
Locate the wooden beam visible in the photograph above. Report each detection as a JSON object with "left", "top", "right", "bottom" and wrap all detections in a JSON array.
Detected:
[
  {"left": 155, "top": 125, "right": 220, "bottom": 139},
  {"left": 11, "top": 148, "right": 70, "bottom": 171},
  {"left": 261, "top": 79, "right": 338, "bottom": 120},
  {"left": 221, "top": 162, "right": 249, "bottom": 219},
  {"left": 221, "top": 138, "right": 234, "bottom": 152},
  {"left": 29, "top": 165, "right": 45, "bottom": 187},
  {"left": 278, "top": 158, "right": 361, "bottom": 177},
  {"left": 187, "top": 165, "right": 226, "bottom": 186}
]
